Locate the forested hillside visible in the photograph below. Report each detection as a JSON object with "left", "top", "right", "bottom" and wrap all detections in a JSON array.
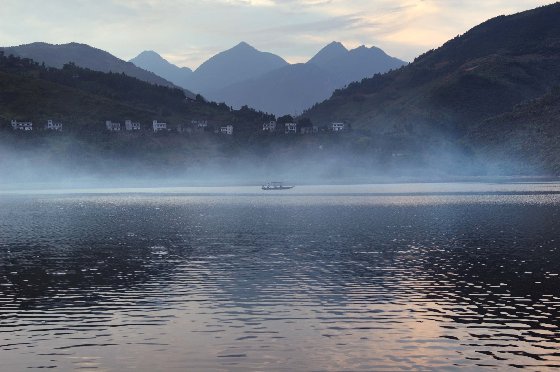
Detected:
[
  {"left": 301, "top": 3, "right": 560, "bottom": 174},
  {"left": 0, "top": 52, "right": 273, "bottom": 134}
]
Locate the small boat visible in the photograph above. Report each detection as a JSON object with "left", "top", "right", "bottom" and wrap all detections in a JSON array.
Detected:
[{"left": 262, "top": 182, "right": 294, "bottom": 191}]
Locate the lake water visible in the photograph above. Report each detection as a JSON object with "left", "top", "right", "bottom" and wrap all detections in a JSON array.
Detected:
[{"left": 0, "top": 183, "right": 559, "bottom": 370}]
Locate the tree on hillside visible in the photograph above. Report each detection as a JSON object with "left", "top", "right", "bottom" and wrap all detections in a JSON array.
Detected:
[
  {"left": 277, "top": 115, "right": 294, "bottom": 124},
  {"left": 297, "top": 117, "right": 313, "bottom": 128}
]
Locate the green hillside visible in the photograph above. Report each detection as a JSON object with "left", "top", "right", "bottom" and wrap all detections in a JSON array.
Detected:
[{"left": 469, "top": 87, "right": 560, "bottom": 174}]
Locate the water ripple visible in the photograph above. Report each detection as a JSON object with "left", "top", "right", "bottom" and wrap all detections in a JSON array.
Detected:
[{"left": 0, "top": 186, "right": 559, "bottom": 370}]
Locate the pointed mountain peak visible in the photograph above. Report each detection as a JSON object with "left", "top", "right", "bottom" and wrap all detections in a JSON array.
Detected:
[
  {"left": 348, "top": 44, "right": 391, "bottom": 59},
  {"left": 131, "top": 50, "right": 168, "bottom": 64},
  {"left": 130, "top": 50, "right": 192, "bottom": 72},
  {"left": 216, "top": 42, "right": 262, "bottom": 58},
  {"left": 136, "top": 50, "right": 163, "bottom": 58},
  {"left": 325, "top": 41, "right": 348, "bottom": 52},
  {"left": 233, "top": 41, "right": 256, "bottom": 51},
  {"left": 189, "top": 41, "right": 288, "bottom": 95},
  {"left": 130, "top": 50, "right": 169, "bottom": 65},
  {"left": 308, "top": 41, "right": 348, "bottom": 66},
  {"left": 128, "top": 50, "right": 193, "bottom": 87}
]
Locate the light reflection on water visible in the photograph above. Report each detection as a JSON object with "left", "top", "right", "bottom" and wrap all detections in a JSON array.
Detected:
[{"left": 0, "top": 184, "right": 559, "bottom": 370}]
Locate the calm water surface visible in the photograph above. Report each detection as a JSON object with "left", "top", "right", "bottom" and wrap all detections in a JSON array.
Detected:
[{"left": 0, "top": 183, "right": 559, "bottom": 371}]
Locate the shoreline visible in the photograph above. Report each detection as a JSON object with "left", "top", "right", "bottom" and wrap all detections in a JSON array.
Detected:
[{"left": 2, "top": 177, "right": 560, "bottom": 195}]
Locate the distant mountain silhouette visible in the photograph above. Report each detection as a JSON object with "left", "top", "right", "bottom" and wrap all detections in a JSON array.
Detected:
[
  {"left": 186, "top": 42, "right": 288, "bottom": 99},
  {"left": 126, "top": 41, "right": 405, "bottom": 115},
  {"left": 308, "top": 44, "right": 407, "bottom": 86},
  {"left": 216, "top": 63, "right": 341, "bottom": 115},
  {"left": 307, "top": 41, "right": 349, "bottom": 66},
  {"left": 1, "top": 42, "right": 178, "bottom": 89},
  {"left": 130, "top": 50, "right": 192, "bottom": 90},
  {"left": 210, "top": 41, "right": 406, "bottom": 115}
]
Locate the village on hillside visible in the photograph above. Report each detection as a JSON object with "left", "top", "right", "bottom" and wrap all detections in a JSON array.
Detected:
[{"left": 8, "top": 118, "right": 349, "bottom": 135}]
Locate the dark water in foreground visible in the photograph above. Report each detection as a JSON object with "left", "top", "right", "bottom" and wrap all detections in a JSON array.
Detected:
[{"left": 0, "top": 184, "right": 559, "bottom": 371}]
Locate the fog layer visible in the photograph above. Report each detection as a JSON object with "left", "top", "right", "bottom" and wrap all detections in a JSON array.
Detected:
[{"left": 0, "top": 127, "right": 542, "bottom": 190}]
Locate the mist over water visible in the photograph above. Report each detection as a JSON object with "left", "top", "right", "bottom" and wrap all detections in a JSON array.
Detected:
[
  {"left": 1, "top": 184, "right": 559, "bottom": 370},
  {"left": 0, "top": 128, "right": 542, "bottom": 190}
]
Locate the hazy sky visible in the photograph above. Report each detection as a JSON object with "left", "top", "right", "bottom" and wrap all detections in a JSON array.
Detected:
[{"left": 1, "top": 0, "right": 555, "bottom": 68}]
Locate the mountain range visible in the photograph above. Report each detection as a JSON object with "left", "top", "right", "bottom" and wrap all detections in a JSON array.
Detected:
[
  {"left": 309, "top": 42, "right": 405, "bottom": 86},
  {"left": 0, "top": 42, "right": 179, "bottom": 88},
  {"left": 129, "top": 41, "right": 406, "bottom": 115},
  {"left": 1, "top": 40, "right": 405, "bottom": 116}
]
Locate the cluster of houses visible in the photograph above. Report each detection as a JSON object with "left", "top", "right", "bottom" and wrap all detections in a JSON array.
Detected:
[
  {"left": 105, "top": 119, "right": 234, "bottom": 135},
  {"left": 10, "top": 119, "right": 63, "bottom": 131},
  {"left": 9, "top": 118, "right": 347, "bottom": 136},
  {"left": 105, "top": 120, "right": 169, "bottom": 132},
  {"left": 262, "top": 121, "right": 346, "bottom": 134},
  {"left": 103, "top": 119, "right": 347, "bottom": 135}
]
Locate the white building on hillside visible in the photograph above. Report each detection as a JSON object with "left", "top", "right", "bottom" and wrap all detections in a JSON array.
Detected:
[
  {"left": 192, "top": 120, "right": 208, "bottom": 128},
  {"left": 153, "top": 120, "right": 167, "bottom": 132},
  {"left": 177, "top": 123, "right": 192, "bottom": 133},
  {"left": 301, "top": 126, "right": 318, "bottom": 134},
  {"left": 46, "top": 120, "right": 63, "bottom": 131},
  {"left": 11, "top": 120, "right": 33, "bottom": 131},
  {"left": 220, "top": 125, "right": 233, "bottom": 135},
  {"left": 285, "top": 122, "right": 297, "bottom": 134},
  {"left": 263, "top": 121, "right": 276, "bottom": 132},
  {"left": 106, "top": 120, "right": 121, "bottom": 131},
  {"left": 125, "top": 120, "right": 141, "bottom": 131},
  {"left": 331, "top": 122, "right": 345, "bottom": 132}
]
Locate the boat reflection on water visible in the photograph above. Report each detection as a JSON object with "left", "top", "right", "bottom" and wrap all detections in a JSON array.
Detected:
[{"left": 261, "top": 181, "right": 294, "bottom": 191}]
